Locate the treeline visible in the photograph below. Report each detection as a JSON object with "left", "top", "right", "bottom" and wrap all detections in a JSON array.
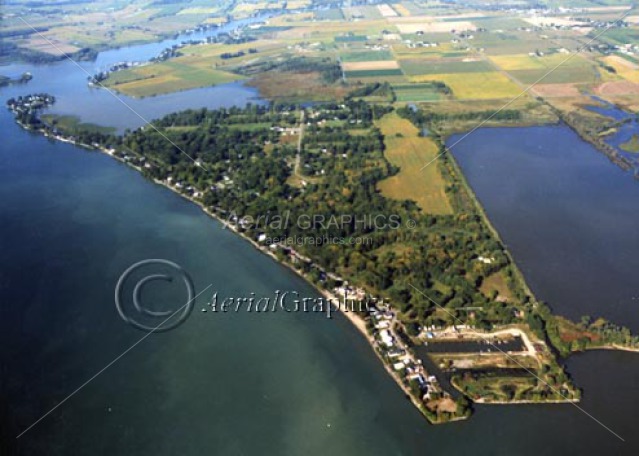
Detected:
[
  {"left": 397, "top": 105, "right": 522, "bottom": 124},
  {"left": 153, "top": 104, "right": 299, "bottom": 128},
  {"left": 237, "top": 56, "right": 343, "bottom": 84},
  {"left": 220, "top": 48, "right": 258, "bottom": 59},
  {"left": 346, "top": 82, "right": 396, "bottom": 102}
]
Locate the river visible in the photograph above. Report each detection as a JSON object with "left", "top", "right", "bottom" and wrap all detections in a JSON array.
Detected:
[{"left": 2, "top": 19, "right": 639, "bottom": 455}]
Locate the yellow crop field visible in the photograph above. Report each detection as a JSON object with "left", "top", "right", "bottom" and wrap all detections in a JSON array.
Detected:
[
  {"left": 181, "top": 40, "right": 281, "bottom": 59},
  {"left": 409, "top": 72, "right": 522, "bottom": 100},
  {"left": 603, "top": 55, "right": 639, "bottom": 83},
  {"left": 489, "top": 54, "right": 546, "bottom": 71},
  {"left": 341, "top": 60, "right": 400, "bottom": 71},
  {"left": 376, "top": 112, "right": 452, "bottom": 215},
  {"left": 392, "top": 3, "right": 411, "bottom": 16}
]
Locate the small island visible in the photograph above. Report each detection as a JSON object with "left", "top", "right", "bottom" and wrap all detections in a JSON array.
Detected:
[{"left": 0, "top": 72, "right": 32, "bottom": 87}]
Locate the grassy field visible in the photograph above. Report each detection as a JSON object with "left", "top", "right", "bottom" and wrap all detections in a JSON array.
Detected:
[
  {"left": 598, "top": 27, "right": 639, "bottom": 46},
  {"left": 105, "top": 63, "right": 243, "bottom": 97},
  {"left": 376, "top": 112, "right": 452, "bottom": 215},
  {"left": 393, "top": 83, "right": 445, "bottom": 101},
  {"left": 315, "top": 8, "right": 344, "bottom": 21},
  {"left": 491, "top": 53, "right": 603, "bottom": 84},
  {"left": 489, "top": 54, "right": 548, "bottom": 71},
  {"left": 345, "top": 68, "right": 404, "bottom": 78},
  {"left": 480, "top": 271, "right": 514, "bottom": 302},
  {"left": 340, "top": 50, "right": 395, "bottom": 62},
  {"left": 400, "top": 58, "right": 494, "bottom": 75},
  {"left": 476, "top": 33, "right": 556, "bottom": 56},
  {"left": 602, "top": 55, "right": 639, "bottom": 83},
  {"left": 41, "top": 114, "right": 116, "bottom": 135}
]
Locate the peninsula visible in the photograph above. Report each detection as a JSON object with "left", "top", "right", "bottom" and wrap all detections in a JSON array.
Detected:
[{"left": 9, "top": 90, "right": 639, "bottom": 424}]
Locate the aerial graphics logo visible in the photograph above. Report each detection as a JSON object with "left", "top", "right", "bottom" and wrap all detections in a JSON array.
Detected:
[{"left": 115, "top": 259, "right": 195, "bottom": 332}]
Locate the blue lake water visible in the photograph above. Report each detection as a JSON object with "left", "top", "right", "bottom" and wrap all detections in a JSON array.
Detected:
[{"left": 450, "top": 125, "right": 639, "bottom": 332}]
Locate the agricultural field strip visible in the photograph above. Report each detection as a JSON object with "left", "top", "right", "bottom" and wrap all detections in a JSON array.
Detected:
[{"left": 341, "top": 60, "right": 400, "bottom": 71}]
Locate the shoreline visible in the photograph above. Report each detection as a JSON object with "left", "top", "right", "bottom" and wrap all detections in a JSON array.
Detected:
[
  {"left": 474, "top": 399, "right": 579, "bottom": 405},
  {"left": 584, "top": 344, "right": 639, "bottom": 354},
  {"left": 12, "top": 111, "right": 636, "bottom": 422},
  {"left": 17, "top": 118, "right": 452, "bottom": 422}
]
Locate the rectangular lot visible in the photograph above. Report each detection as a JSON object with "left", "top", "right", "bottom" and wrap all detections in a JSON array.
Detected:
[
  {"left": 400, "top": 58, "right": 494, "bottom": 75},
  {"left": 345, "top": 68, "right": 404, "bottom": 78},
  {"left": 409, "top": 72, "right": 522, "bottom": 100},
  {"left": 392, "top": 83, "right": 445, "bottom": 101},
  {"left": 376, "top": 112, "right": 452, "bottom": 214},
  {"left": 340, "top": 50, "right": 395, "bottom": 62},
  {"left": 342, "top": 60, "right": 400, "bottom": 71}
]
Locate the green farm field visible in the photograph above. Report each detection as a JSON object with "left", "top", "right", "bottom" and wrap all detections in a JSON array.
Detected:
[
  {"left": 340, "top": 50, "right": 395, "bottom": 62},
  {"left": 399, "top": 59, "right": 494, "bottom": 75},
  {"left": 345, "top": 68, "right": 404, "bottom": 78},
  {"left": 392, "top": 83, "right": 445, "bottom": 101}
]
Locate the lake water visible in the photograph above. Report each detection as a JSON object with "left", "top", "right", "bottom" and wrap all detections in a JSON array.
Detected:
[
  {"left": 449, "top": 126, "right": 639, "bottom": 332},
  {"left": 585, "top": 96, "right": 639, "bottom": 168},
  {"left": 2, "top": 21, "right": 639, "bottom": 455}
]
